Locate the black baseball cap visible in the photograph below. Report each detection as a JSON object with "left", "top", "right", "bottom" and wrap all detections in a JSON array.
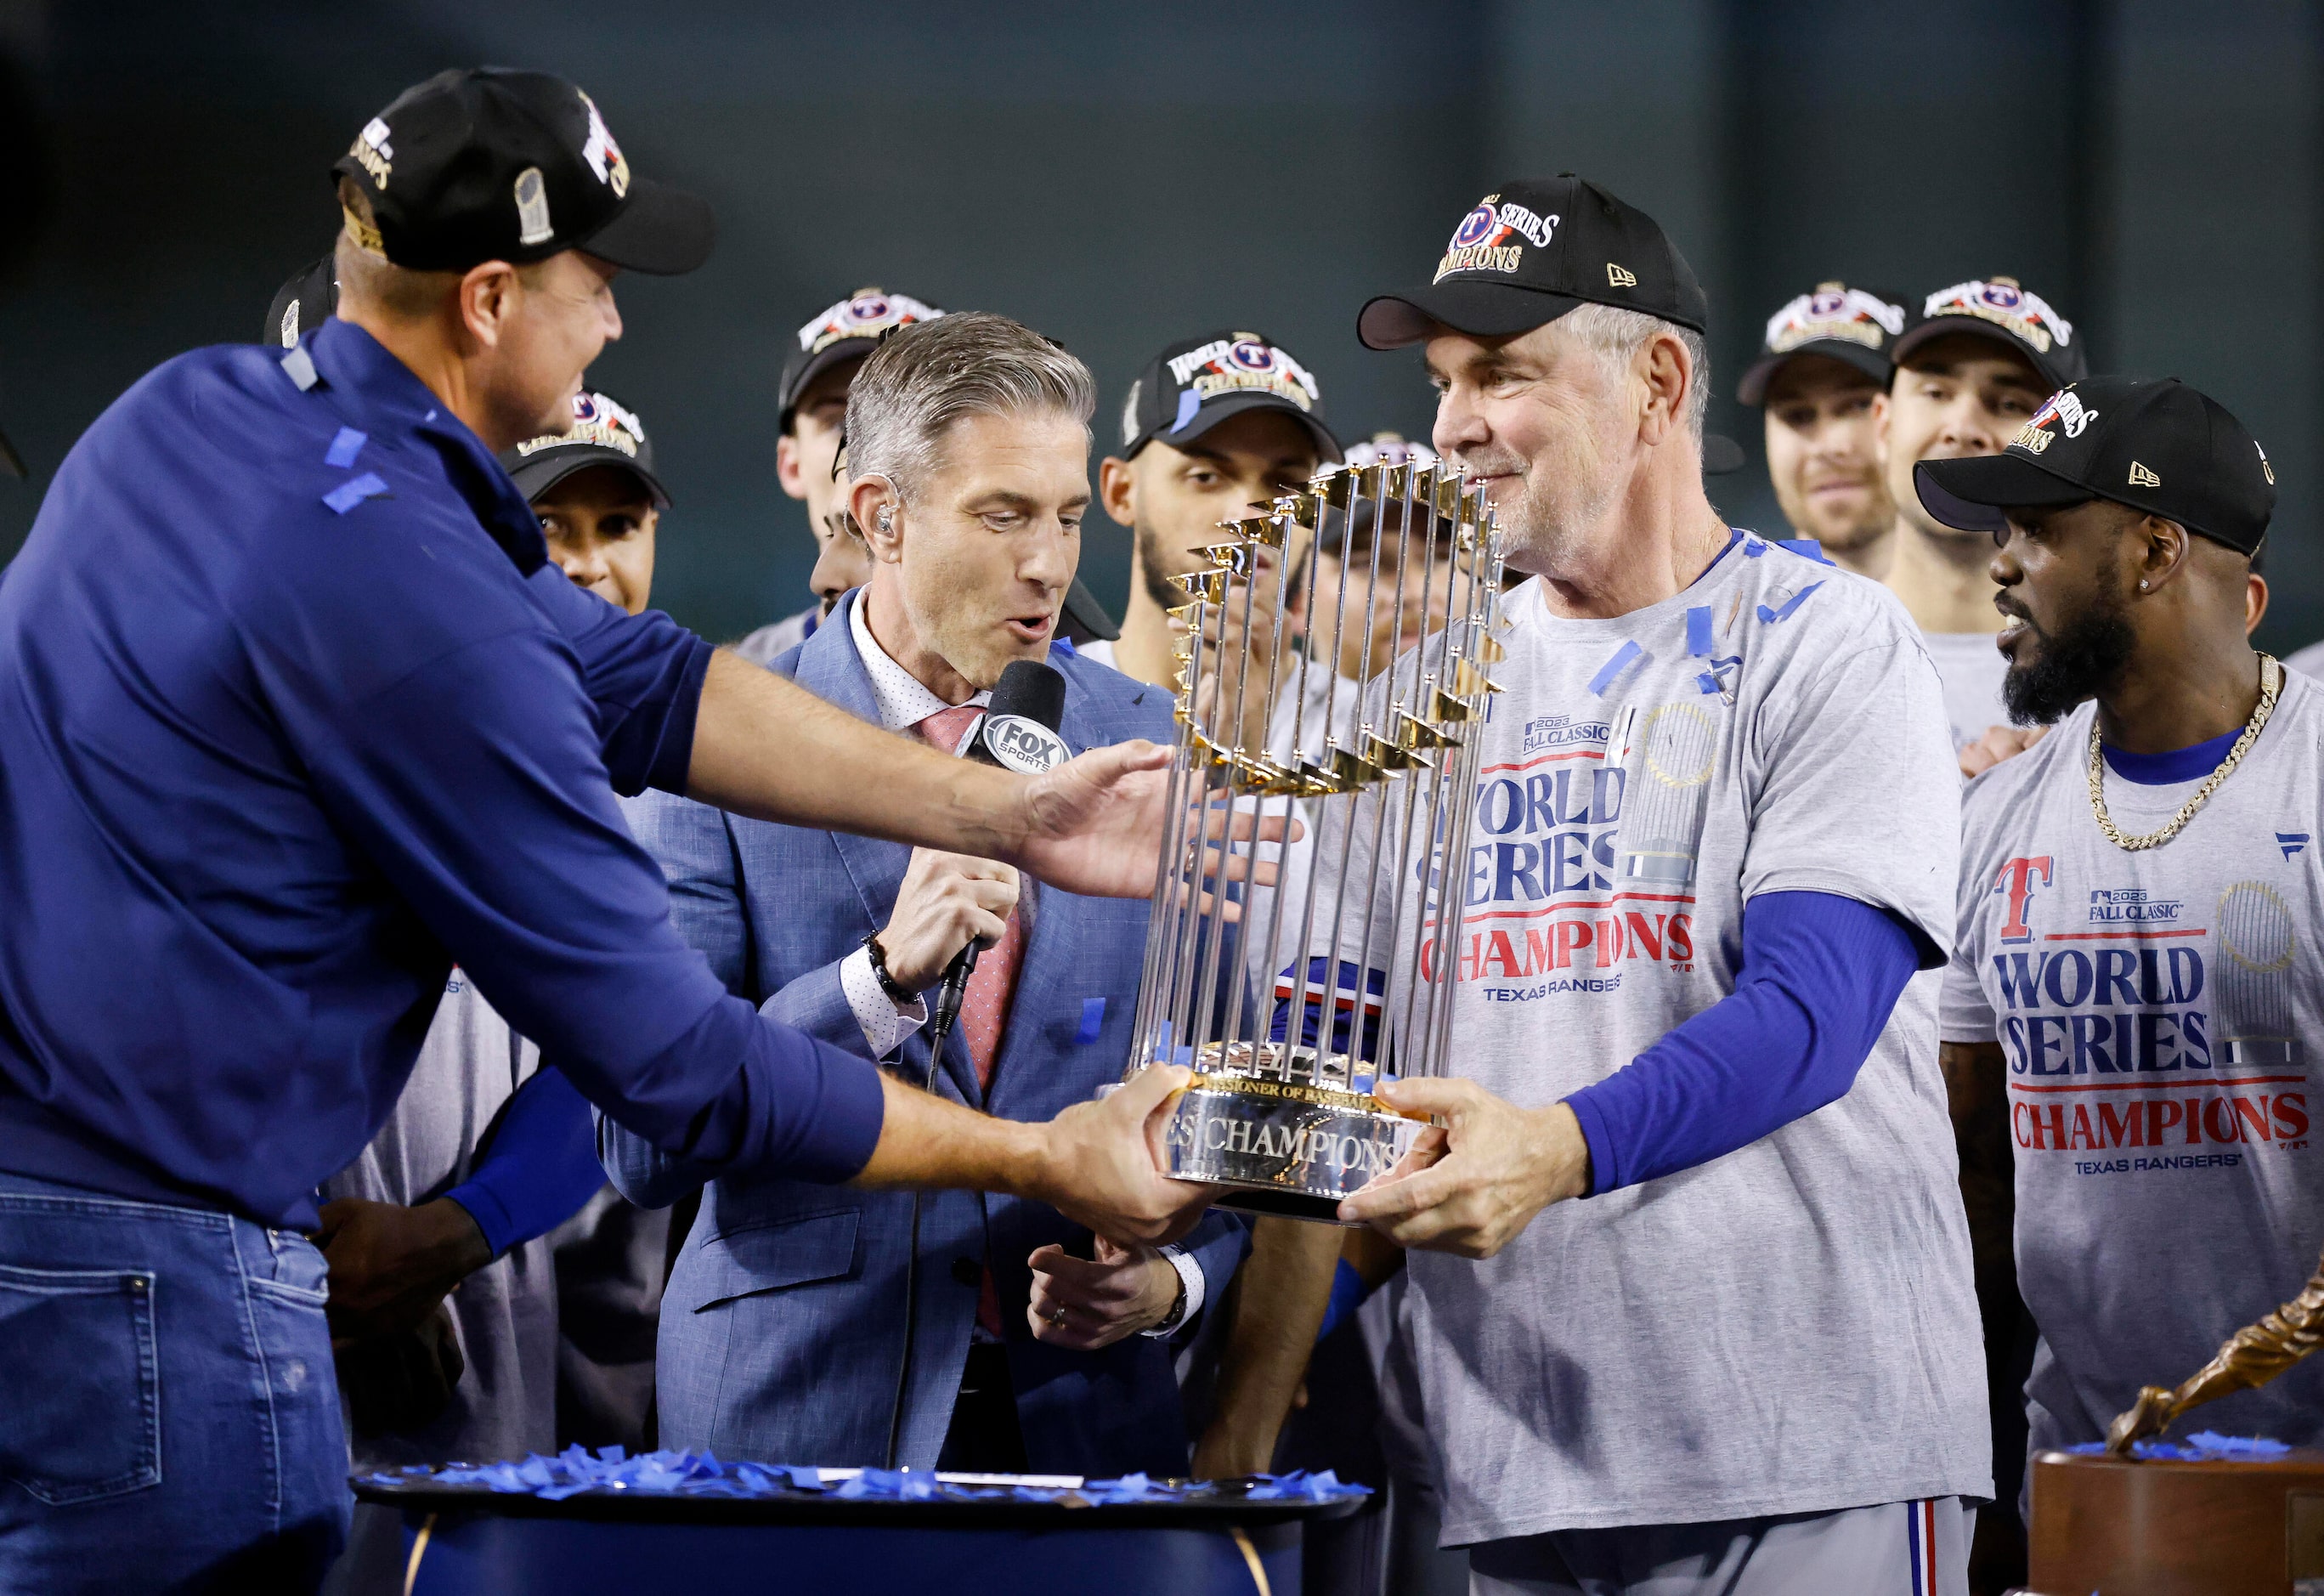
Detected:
[
  {"left": 1891, "top": 277, "right": 2085, "bottom": 392},
  {"left": 331, "top": 68, "right": 713, "bottom": 275},
  {"left": 1059, "top": 579, "right": 1121, "bottom": 645},
  {"left": 1120, "top": 331, "right": 1341, "bottom": 463},
  {"left": 1915, "top": 376, "right": 2274, "bottom": 555},
  {"left": 1360, "top": 176, "right": 1708, "bottom": 350},
  {"left": 264, "top": 255, "right": 337, "bottom": 348},
  {"left": 497, "top": 388, "right": 670, "bottom": 509},
  {"left": 777, "top": 288, "right": 946, "bottom": 433},
  {"left": 1735, "top": 281, "right": 1909, "bottom": 405}
]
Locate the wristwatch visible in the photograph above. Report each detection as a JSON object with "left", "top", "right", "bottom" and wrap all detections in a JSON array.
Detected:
[{"left": 861, "top": 931, "right": 918, "bottom": 1006}]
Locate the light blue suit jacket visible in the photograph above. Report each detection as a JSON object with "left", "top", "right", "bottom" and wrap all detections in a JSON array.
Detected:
[{"left": 605, "top": 591, "right": 1249, "bottom": 1473}]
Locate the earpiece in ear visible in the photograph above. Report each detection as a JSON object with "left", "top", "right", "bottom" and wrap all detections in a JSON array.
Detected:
[{"left": 878, "top": 508, "right": 894, "bottom": 533}]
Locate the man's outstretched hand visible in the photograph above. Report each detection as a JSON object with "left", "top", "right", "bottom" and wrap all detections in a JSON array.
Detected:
[
  {"left": 1028, "top": 1064, "right": 1215, "bottom": 1247},
  {"left": 1011, "top": 740, "right": 1173, "bottom": 897},
  {"left": 1010, "top": 741, "right": 1297, "bottom": 906},
  {"left": 854, "top": 1064, "right": 1213, "bottom": 1248},
  {"left": 1337, "top": 1078, "right": 1592, "bottom": 1258},
  {"left": 689, "top": 655, "right": 1291, "bottom": 903}
]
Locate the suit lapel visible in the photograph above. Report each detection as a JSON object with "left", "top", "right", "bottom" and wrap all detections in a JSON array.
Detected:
[{"left": 797, "top": 592, "right": 983, "bottom": 1106}]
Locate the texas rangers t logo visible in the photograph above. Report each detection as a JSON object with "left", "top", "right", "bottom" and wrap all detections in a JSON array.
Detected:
[{"left": 1997, "top": 856, "right": 2054, "bottom": 944}]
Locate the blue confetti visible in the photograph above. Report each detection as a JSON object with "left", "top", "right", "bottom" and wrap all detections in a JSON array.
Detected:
[
  {"left": 1696, "top": 654, "right": 1741, "bottom": 696},
  {"left": 1741, "top": 537, "right": 1769, "bottom": 558},
  {"left": 324, "top": 427, "right": 368, "bottom": 468},
  {"left": 1076, "top": 997, "right": 1106, "bottom": 1044},
  {"left": 1685, "top": 606, "right": 1714, "bottom": 659},
  {"left": 1247, "top": 1470, "right": 1360, "bottom": 1502},
  {"left": 1756, "top": 582, "right": 1824, "bottom": 625},
  {"left": 2064, "top": 1431, "right": 2291, "bottom": 1462},
  {"left": 323, "top": 473, "right": 389, "bottom": 515},
  {"left": 1775, "top": 538, "right": 1834, "bottom": 565},
  {"left": 1151, "top": 1020, "right": 1196, "bottom": 1067},
  {"left": 357, "top": 1448, "right": 1371, "bottom": 1507},
  {"left": 1587, "top": 640, "right": 1643, "bottom": 697}
]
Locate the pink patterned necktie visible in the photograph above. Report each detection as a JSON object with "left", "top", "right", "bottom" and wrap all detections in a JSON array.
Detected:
[
  {"left": 912, "top": 703, "right": 1022, "bottom": 1338},
  {"left": 909, "top": 705, "right": 1023, "bottom": 1097}
]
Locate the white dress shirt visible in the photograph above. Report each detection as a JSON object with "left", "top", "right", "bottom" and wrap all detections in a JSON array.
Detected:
[{"left": 834, "top": 594, "right": 990, "bottom": 1057}]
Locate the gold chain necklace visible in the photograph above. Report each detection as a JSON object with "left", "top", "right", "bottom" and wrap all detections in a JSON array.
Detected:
[{"left": 2086, "top": 654, "right": 2282, "bottom": 852}]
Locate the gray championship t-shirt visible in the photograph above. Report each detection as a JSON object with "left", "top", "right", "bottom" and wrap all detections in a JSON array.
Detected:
[
  {"left": 2284, "top": 638, "right": 2324, "bottom": 682},
  {"left": 1312, "top": 534, "right": 1988, "bottom": 1541},
  {"left": 1944, "top": 676, "right": 2324, "bottom": 1458},
  {"left": 323, "top": 975, "right": 559, "bottom": 1469},
  {"left": 1920, "top": 630, "right": 2012, "bottom": 756}
]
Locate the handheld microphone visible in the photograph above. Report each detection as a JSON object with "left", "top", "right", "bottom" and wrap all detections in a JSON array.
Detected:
[
  {"left": 927, "top": 659, "right": 1071, "bottom": 1044},
  {"left": 885, "top": 656, "right": 1068, "bottom": 1470}
]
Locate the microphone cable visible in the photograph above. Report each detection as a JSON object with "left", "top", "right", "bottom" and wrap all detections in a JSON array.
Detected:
[{"left": 881, "top": 659, "right": 1070, "bottom": 1471}]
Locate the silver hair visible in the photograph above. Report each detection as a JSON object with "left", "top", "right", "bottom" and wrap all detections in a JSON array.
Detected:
[
  {"left": 845, "top": 312, "right": 1096, "bottom": 500},
  {"left": 1558, "top": 303, "right": 1711, "bottom": 447}
]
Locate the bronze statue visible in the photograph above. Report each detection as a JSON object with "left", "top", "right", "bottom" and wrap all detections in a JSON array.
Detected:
[{"left": 2107, "top": 1248, "right": 2324, "bottom": 1452}]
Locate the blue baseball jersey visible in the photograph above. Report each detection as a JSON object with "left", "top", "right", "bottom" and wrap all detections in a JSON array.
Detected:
[{"left": 0, "top": 319, "right": 881, "bottom": 1229}]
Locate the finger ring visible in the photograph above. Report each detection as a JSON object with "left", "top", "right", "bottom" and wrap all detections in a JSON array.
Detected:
[{"left": 1049, "top": 1308, "right": 1068, "bottom": 1326}]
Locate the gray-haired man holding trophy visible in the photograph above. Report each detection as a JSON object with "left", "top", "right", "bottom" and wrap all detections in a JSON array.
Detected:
[{"left": 1128, "top": 176, "right": 1988, "bottom": 1594}]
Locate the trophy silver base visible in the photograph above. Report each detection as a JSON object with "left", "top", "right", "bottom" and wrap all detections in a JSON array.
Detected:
[{"left": 1160, "top": 1068, "right": 1422, "bottom": 1227}]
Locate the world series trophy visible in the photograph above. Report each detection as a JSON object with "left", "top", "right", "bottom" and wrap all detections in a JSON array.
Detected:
[{"left": 1122, "top": 460, "right": 1507, "bottom": 1222}]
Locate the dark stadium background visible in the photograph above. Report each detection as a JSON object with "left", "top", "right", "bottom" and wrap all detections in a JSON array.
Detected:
[{"left": 2, "top": 1, "right": 2316, "bottom": 651}]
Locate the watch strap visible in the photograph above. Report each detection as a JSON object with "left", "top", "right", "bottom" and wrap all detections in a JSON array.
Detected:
[{"left": 862, "top": 931, "right": 919, "bottom": 1006}]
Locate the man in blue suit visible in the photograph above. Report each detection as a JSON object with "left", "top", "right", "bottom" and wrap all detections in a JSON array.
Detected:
[{"left": 605, "top": 312, "right": 1249, "bottom": 1474}]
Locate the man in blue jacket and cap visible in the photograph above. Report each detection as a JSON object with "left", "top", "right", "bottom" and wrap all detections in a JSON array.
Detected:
[{"left": 0, "top": 69, "right": 1214, "bottom": 1593}]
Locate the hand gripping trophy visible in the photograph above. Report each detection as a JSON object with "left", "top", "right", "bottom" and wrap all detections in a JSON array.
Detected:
[{"left": 1123, "top": 460, "right": 1507, "bottom": 1222}]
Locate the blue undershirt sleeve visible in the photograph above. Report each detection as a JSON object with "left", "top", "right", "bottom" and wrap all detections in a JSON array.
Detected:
[
  {"left": 443, "top": 1067, "right": 608, "bottom": 1258},
  {"left": 1563, "top": 890, "right": 1920, "bottom": 1195}
]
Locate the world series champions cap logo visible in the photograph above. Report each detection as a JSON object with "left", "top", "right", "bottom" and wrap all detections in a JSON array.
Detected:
[
  {"left": 1434, "top": 193, "right": 1559, "bottom": 282},
  {"left": 1922, "top": 277, "right": 2074, "bottom": 354},
  {"left": 1763, "top": 284, "right": 1906, "bottom": 354},
  {"left": 796, "top": 291, "right": 945, "bottom": 355},
  {"left": 1165, "top": 334, "right": 1323, "bottom": 416},
  {"left": 2013, "top": 386, "right": 2097, "bottom": 454},
  {"left": 513, "top": 389, "right": 648, "bottom": 459},
  {"left": 578, "top": 90, "right": 630, "bottom": 198}
]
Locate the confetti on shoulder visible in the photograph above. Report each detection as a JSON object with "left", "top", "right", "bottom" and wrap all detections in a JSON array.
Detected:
[
  {"left": 1756, "top": 582, "right": 1824, "bottom": 625},
  {"left": 324, "top": 427, "right": 368, "bottom": 468},
  {"left": 323, "top": 473, "right": 390, "bottom": 515}
]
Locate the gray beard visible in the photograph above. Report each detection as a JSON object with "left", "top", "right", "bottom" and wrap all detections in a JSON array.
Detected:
[{"left": 1495, "top": 467, "right": 1610, "bottom": 578}]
